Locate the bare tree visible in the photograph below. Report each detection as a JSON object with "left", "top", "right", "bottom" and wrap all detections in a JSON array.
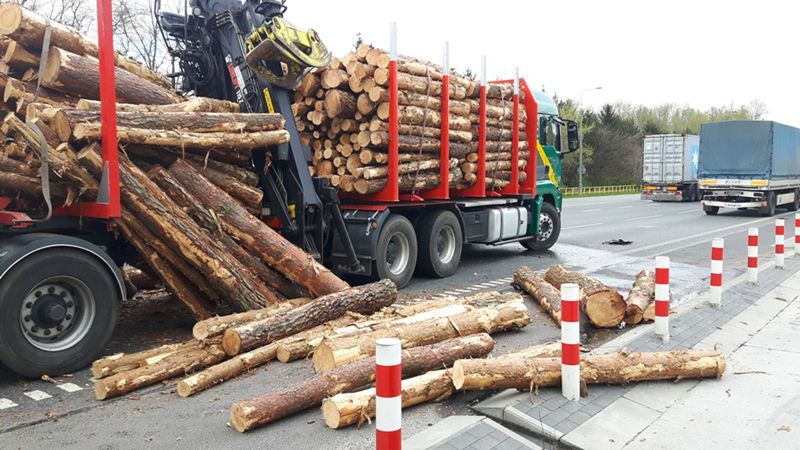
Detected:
[{"left": 8, "top": 0, "right": 93, "bottom": 33}]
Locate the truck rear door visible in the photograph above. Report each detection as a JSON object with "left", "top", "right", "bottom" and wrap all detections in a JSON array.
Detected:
[
  {"left": 643, "top": 136, "right": 665, "bottom": 184},
  {"left": 663, "top": 135, "right": 685, "bottom": 183}
]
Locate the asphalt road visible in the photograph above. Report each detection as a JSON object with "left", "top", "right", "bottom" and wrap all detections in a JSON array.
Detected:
[{"left": 2, "top": 194, "right": 796, "bottom": 449}]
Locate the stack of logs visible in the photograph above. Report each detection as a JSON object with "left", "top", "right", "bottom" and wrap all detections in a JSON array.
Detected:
[
  {"left": 294, "top": 44, "right": 529, "bottom": 196},
  {"left": 514, "top": 265, "right": 657, "bottom": 329},
  {"left": 0, "top": 4, "right": 351, "bottom": 319}
]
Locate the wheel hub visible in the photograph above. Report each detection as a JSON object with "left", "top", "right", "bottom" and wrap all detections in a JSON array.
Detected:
[
  {"left": 436, "top": 226, "right": 456, "bottom": 264},
  {"left": 19, "top": 278, "right": 95, "bottom": 352},
  {"left": 385, "top": 232, "right": 410, "bottom": 276},
  {"left": 538, "top": 213, "right": 554, "bottom": 241}
]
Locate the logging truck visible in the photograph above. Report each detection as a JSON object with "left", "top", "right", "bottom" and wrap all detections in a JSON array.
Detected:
[{"left": 0, "top": 0, "right": 577, "bottom": 377}]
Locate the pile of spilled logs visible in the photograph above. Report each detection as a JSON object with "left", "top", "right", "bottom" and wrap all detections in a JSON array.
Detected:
[
  {"left": 294, "top": 44, "right": 528, "bottom": 196},
  {"left": 0, "top": 4, "right": 350, "bottom": 319}
]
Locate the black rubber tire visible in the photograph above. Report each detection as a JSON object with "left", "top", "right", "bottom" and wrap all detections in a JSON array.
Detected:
[
  {"left": 372, "top": 215, "right": 418, "bottom": 288},
  {"left": 0, "top": 248, "right": 120, "bottom": 378},
  {"left": 788, "top": 189, "right": 800, "bottom": 212},
  {"left": 416, "top": 210, "right": 463, "bottom": 278},
  {"left": 704, "top": 205, "right": 719, "bottom": 215},
  {"left": 521, "top": 202, "right": 561, "bottom": 251},
  {"left": 759, "top": 192, "right": 776, "bottom": 216}
]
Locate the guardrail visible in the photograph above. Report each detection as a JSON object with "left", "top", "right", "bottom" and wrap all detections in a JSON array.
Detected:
[{"left": 562, "top": 185, "right": 640, "bottom": 196}]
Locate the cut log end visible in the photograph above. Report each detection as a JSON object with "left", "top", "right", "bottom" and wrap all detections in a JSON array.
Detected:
[
  {"left": 451, "top": 361, "right": 466, "bottom": 390},
  {"left": 321, "top": 399, "right": 343, "bottom": 429},
  {"left": 176, "top": 378, "right": 195, "bottom": 398},
  {"left": 0, "top": 5, "right": 22, "bottom": 36},
  {"left": 585, "top": 292, "right": 626, "bottom": 328},
  {"left": 230, "top": 403, "right": 254, "bottom": 433},
  {"left": 222, "top": 329, "right": 242, "bottom": 356},
  {"left": 192, "top": 322, "right": 211, "bottom": 341}
]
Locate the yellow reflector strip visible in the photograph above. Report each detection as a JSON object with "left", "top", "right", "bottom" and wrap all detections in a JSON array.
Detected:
[
  {"left": 750, "top": 180, "right": 768, "bottom": 186},
  {"left": 645, "top": 186, "right": 657, "bottom": 190},
  {"left": 666, "top": 186, "right": 678, "bottom": 191}
]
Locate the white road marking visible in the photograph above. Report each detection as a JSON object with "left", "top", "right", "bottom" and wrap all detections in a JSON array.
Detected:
[
  {"left": 0, "top": 398, "right": 18, "bottom": 410},
  {"left": 618, "top": 206, "right": 634, "bottom": 209},
  {"left": 499, "top": 277, "right": 513, "bottom": 282},
  {"left": 24, "top": 390, "right": 52, "bottom": 401},
  {"left": 624, "top": 214, "right": 663, "bottom": 222},
  {"left": 454, "top": 289, "right": 472, "bottom": 294},
  {"left": 444, "top": 291, "right": 461, "bottom": 296},
  {"left": 475, "top": 283, "right": 495, "bottom": 288},
  {"left": 581, "top": 208, "right": 602, "bottom": 212},
  {"left": 563, "top": 222, "right": 603, "bottom": 230},
  {"left": 487, "top": 280, "right": 506, "bottom": 286},
  {"left": 57, "top": 383, "right": 83, "bottom": 393}
]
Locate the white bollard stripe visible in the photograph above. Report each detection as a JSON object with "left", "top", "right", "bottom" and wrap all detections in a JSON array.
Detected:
[
  {"left": 375, "top": 339, "right": 402, "bottom": 366},
  {"left": 655, "top": 316, "right": 669, "bottom": 341},
  {"left": 561, "top": 321, "right": 580, "bottom": 345},
  {"left": 561, "top": 363, "right": 580, "bottom": 401},
  {"left": 654, "top": 284, "right": 669, "bottom": 301},
  {"left": 710, "top": 286, "right": 722, "bottom": 303},
  {"left": 777, "top": 235, "right": 785, "bottom": 245},
  {"left": 655, "top": 256, "right": 669, "bottom": 269},
  {"left": 375, "top": 396, "right": 402, "bottom": 431},
  {"left": 711, "top": 260, "right": 723, "bottom": 273},
  {"left": 747, "top": 246, "right": 758, "bottom": 257}
]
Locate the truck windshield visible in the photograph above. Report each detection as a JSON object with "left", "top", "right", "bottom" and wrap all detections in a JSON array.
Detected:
[{"left": 539, "top": 115, "right": 561, "bottom": 152}]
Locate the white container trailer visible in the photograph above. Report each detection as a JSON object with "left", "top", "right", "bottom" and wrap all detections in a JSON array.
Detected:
[{"left": 641, "top": 134, "right": 700, "bottom": 201}]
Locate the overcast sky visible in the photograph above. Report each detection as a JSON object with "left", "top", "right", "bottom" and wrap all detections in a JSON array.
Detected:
[{"left": 285, "top": 0, "right": 799, "bottom": 126}]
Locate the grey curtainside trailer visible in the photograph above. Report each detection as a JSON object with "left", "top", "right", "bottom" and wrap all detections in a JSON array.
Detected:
[
  {"left": 698, "top": 120, "right": 800, "bottom": 216},
  {"left": 641, "top": 134, "right": 700, "bottom": 201}
]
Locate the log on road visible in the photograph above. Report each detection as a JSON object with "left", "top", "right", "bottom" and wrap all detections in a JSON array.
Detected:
[
  {"left": 452, "top": 349, "right": 727, "bottom": 391},
  {"left": 177, "top": 343, "right": 277, "bottom": 398},
  {"left": 229, "top": 333, "right": 495, "bottom": 432},
  {"left": 625, "top": 270, "right": 655, "bottom": 325},
  {"left": 222, "top": 280, "right": 397, "bottom": 356},
  {"left": 513, "top": 266, "right": 562, "bottom": 326},
  {"left": 192, "top": 297, "right": 312, "bottom": 340},
  {"left": 544, "top": 265, "right": 625, "bottom": 328}
]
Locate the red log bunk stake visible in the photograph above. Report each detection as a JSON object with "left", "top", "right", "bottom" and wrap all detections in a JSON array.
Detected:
[
  {"left": 654, "top": 256, "right": 670, "bottom": 343},
  {"left": 747, "top": 227, "right": 758, "bottom": 284},
  {"left": 375, "top": 338, "right": 402, "bottom": 449},
  {"left": 560, "top": 283, "right": 580, "bottom": 401},
  {"left": 776, "top": 219, "right": 785, "bottom": 269},
  {"left": 710, "top": 238, "right": 724, "bottom": 307}
]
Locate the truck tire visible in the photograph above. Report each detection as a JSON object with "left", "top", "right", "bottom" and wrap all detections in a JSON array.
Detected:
[
  {"left": 373, "top": 214, "right": 417, "bottom": 288},
  {"left": 416, "top": 210, "right": 462, "bottom": 278},
  {"left": 704, "top": 205, "right": 719, "bottom": 215},
  {"left": 788, "top": 189, "right": 800, "bottom": 212},
  {"left": 0, "top": 248, "right": 120, "bottom": 378},
  {"left": 759, "top": 192, "right": 776, "bottom": 217},
  {"left": 521, "top": 202, "right": 561, "bottom": 251}
]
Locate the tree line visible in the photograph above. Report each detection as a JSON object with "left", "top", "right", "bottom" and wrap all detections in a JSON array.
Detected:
[{"left": 554, "top": 97, "right": 766, "bottom": 187}]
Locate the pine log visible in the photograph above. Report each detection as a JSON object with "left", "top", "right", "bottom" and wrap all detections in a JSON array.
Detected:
[
  {"left": 4, "top": 76, "right": 76, "bottom": 110},
  {"left": 359, "top": 158, "right": 455, "bottom": 180},
  {"left": 544, "top": 265, "right": 626, "bottom": 328},
  {"left": 367, "top": 87, "right": 471, "bottom": 116},
  {"left": 320, "top": 69, "right": 348, "bottom": 89},
  {"left": 356, "top": 93, "right": 375, "bottom": 115},
  {"left": 0, "top": 171, "right": 69, "bottom": 202},
  {"left": 123, "top": 266, "right": 160, "bottom": 290},
  {"left": 312, "top": 300, "right": 530, "bottom": 372},
  {"left": 625, "top": 270, "right": 655, "bottom": 325},
  {"left": 368, "top": 119, "right": 473, "bottom": 143},
  {"left": 297, "top": 73, "right": 321, "bottom": 97},
  {"left": 2, "top": 40, "right": 37, "bottom": 69},
  {"left": 91, "top": 339, "right": 202, "bottom": 379},
  {"left": 373, "top": 69, "right": 467, "bottom": 100},
  {"left": 0, "top": 3, "right": 170, "bottom": 88},
  {"left": 76, "top": 97, "right": 240, "bottom": 113},
  {"left": 324, "top": 89, "right": 356, "bottom": 118},
  {"left": 377, "top": 103, "right": 471, "bottom": 131},
  {"left": 53, "top": 109, "right": 284, "bottom": 141},
  {"left": 322, "top": 369, "right": 453, "bottom": 429},
  {"left": 94, "top": 343, "right": 226, "bottom": 400},
  {"left": 467, "top": 150, "right": 531, "bottom": 162},
  {"left": 193, "top": 297, "right": 312, "bottom": 340},
  {"left": 643, "top": 301, "right": 656, "bottom": 322},
  {"left": 229, "top": 334, "right": 495, "bottom": 432},
  {"left": 177, "top": 343, "right": 277, "bottom": 398},
  {"left": 72, "top": 124, "right": 289, "bottom": 150},
  {"left": 182, "top": 154, "right": 257, "bottom": 185},
  {"left": 222, "top": 280, "right": 396, "bottom": 356},
  {"left": 513, "top": 266, "right": 561, "bottom": 326},
  {"left": 168, "top": 159, "right": 349, "bottom": 297},
  {"left": 452, "top": 350, "right": 726, "bottom": 391},
  {"left": 369, "top": 131, "right": 471, "bottom": 157},
  {"left": 182, "top": 163, "right": 263, "bottom": 210},
  {"left": 43, "top": 48, "right": 180, "bottom": 105}
]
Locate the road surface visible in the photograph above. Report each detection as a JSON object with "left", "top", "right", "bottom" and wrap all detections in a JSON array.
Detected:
[{"left": 1, "top": 194, "right": 795, "bottom": 449}]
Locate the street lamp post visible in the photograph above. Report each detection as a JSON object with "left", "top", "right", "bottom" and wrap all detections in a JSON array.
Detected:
[{"left": 578, "top": 86, "right": 602, "bottom": 194}]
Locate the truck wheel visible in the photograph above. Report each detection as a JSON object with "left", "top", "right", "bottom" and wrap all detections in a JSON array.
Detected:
[
  {"left": 416, "top": 210, "right": 462, "bottom": 278},
  {"left": 759, "top": 192, "right": 776, "bottom": 216},
  {"left": 373, "top": 215, "right": 417, "bottom": 288},
  {"left": 704, "top": 206, "right": 719, "bottom": 215},
  {"left": 0, "top": 249, "right": 120, "bottom": 378},
  {"left": 788, "top": 189, "right": 800, "bottom": 212},
  {"left": 521, "top": 202, "right": 561, "bottom": 251}
]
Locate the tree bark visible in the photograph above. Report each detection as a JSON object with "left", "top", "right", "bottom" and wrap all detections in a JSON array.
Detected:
[
  {"left": 2, "top": 40, "right": 37, "bottom": 69},
  {"left": 359, "top": 158, "right": 455, "bottom": 180},
  {"left": 372, "top": 69, "right": 467, "bottom": 100},
  {"left": 367, "top": 87, "right": 471, "bottom": 116},
  {"left": 369, "top": 131, "right": 471, "bottom": 157},
  {"left": 312, "top": 299, "right": 530, "bottom": 372},
  {"left": 54, "top": 109, "right": 284, "bottom": 141},
  {"left": 324, "top": 89, "right": 356, "bottom": 118},
  {"left": 544, "top": 265, "right": 626, "bottom": 328},
  {"left": 73, "top": 124, "right": 289, "bottom": 150},
  {"left": 322, "top": 369, "right": 454, "bottom": 429},
  {"left": 76, "top": 97, "right": 240, "bottom": 113},
  {"left": 452, "top": 350, "right": 727, "bottom": 391},
  {"left": 177, "top": 343, "right": 278, "bottom": 398},
  {"left": 193, "top": 298, "right": 312, "bottom": 340},
  {"left": 43, "top": 48, "right": 180, "bottom": 105},
  {"left": 222, "top": 280, "right": 396, "bottom": 356},
  {"left": 91, "top": 339, "right": 202, "bottom": 379},
  {"left": 168, "top": 159, "right": 349, "bottom": 297},
  {"left": 94, "top": 342, "right": 226, "bottom": 400},
  {"left": 513, "top": 266, "right": 562, "bottom": 326},
  {"left": 320, "top": 69, "right": 349, "bottom": 89},
  {"left": 4, "top": 76, "right": 76, "bottom": 110},
  {"left": 625, "top": 270, "right": 655, "bottom": 325},
  {"left": 376, "top": 103, "right": 471, "bottom": 131},
  {"left": 229, "top": 334, "right": 495, "bottom": 432},
  {"left": 368, "top": 119, "right": 473, "bottom": 143}
]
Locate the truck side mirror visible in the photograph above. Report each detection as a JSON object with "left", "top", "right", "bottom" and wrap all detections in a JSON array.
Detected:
[{"left": 566, "top": 120, "right": 580, "bottom": 152}]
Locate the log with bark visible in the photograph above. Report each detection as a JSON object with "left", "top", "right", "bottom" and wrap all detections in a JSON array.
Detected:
[
  {"left": 452, "top": 349, "right": 727, "bottom": 391},
  {"left": 625, "top": 270, "right": 655, "bottom": 325},
  {"left": 176, "top": 343, "right": 277, "bottom": 398},
  {"left": 544, "top": 265, "right": 626, "bottom": 328},
  {"left": 222, "top": 280, "right": 397, "bottom": 356},
  {"left": 229, "top": 333, "right": 495, "bottom": 432},
  {"left": 192, "top": 297, "right": 313, "bottom": 340},
  {"left": 76, "top": 97, "right": 239, "bottom": 113},
  {"left": 73, "top": 124, "right": 289, "bottom": 150},
  {"left": 91, "top": 339, "right": 202, "bottom": 379},
  {"left": 513, "top": 266, "right": 562, "bottom": 326},
  {"left": 311, "top": 299, "right": 530, "bottom": 372}
]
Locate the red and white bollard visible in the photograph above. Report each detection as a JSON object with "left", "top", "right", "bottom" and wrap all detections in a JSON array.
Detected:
[
  {"left": 710, "top": 238, "right": 724, "bottom": 307},
  {"left": 776, "top": 219, "right": 785, "bottom": 269},
  {"left": 795, "top": 213, "right": 800, "bottom": 256},
  {"left": 375, "top": 337, "right": 401, "bottom": 449},
  {"left": 654, "top": 256, "right": 670, "bottom": 343},
  {"left": 747, "top": 227, "right": 758, "bottom": 284},
  {"left": 560, "top": 283, "right": 580, "bottom": 401}
]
